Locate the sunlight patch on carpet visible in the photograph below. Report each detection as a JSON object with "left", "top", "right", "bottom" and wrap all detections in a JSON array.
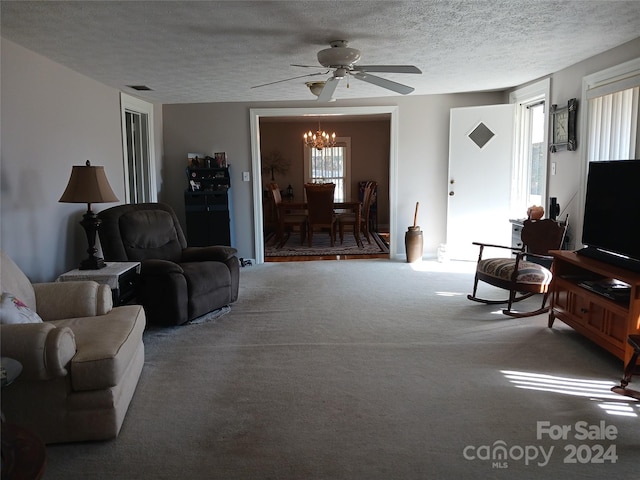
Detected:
[{"left": 501, "top": 370, "right": 638, "bottom": 407}]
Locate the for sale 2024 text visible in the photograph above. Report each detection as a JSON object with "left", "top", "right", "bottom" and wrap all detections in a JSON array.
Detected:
[{"left": 463, "top": 420, "right": 618, "bottom": 468}]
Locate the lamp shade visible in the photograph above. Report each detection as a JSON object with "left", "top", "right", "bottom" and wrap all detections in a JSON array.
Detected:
[{"left": 59, "top": 160, "right": 119, "bottom": 204}]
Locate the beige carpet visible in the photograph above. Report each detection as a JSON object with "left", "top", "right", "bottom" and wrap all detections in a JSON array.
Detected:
[{"left": 44, "top": 260, "right": 639, "bottom": 479}]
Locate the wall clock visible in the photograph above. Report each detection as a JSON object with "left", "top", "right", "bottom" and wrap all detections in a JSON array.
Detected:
[{"left": 550, "top": 98, "right": 577, "bottom": 152}]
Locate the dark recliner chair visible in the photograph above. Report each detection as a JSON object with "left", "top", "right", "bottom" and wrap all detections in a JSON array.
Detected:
[{"left": 97, "top": 203, "right": 239, "bottom": 325}]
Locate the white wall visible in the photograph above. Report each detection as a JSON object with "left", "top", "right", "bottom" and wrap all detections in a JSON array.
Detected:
[{"left": 0, "top": 38, "right": 162, "bottom": 281}]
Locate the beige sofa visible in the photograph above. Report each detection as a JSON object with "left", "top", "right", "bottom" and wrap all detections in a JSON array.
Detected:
[{"left": 0, "top": 251, "right": 146, "bottom": 444}]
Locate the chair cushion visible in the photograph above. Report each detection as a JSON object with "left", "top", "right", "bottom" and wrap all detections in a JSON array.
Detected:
[
  {"left": 477, "top": 258, "right": 553, "bottom": 285},
  {"left": 120, "top": 210, "right": 183, "bottom": 262}
]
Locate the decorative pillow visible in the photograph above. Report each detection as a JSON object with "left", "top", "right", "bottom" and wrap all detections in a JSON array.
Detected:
[{"left": 0, "top": 291, "right": 44, "bottom": 324}]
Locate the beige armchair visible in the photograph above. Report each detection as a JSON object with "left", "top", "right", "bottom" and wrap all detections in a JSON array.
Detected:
[{"left": 0, "top": 251, "right": 146, "bottom": 444}]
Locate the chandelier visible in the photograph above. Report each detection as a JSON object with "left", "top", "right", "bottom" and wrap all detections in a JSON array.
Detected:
[{"left": 303, "top": 123, "right": 336, "bottom": 151}]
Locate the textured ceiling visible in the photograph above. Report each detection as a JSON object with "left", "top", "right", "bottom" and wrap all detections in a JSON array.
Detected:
[{"left": 2, "top": 1, "right": 640, "bottom": 104}]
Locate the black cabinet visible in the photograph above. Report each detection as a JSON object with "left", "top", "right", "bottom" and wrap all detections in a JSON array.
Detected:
[
  {"left": 509, "top": 219, "right": 525, "bottom": 251},
  {"left": 184, "top": 167, "right": 234, "bottom": 247}
]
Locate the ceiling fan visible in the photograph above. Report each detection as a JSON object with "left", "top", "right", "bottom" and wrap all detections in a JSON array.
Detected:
[{"left": 252, "top": 40, "right": 422, "bottom": 101}]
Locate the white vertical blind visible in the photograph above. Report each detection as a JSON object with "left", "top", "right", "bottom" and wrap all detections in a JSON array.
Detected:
[
  {"left": 587, "top": 84, "right": 639, "bottom": 162},
  {"left": 307, "top": 139, "right": 352, "bottom": 202},
  {"left": 310, "top": 146, "right": 346, "bottom": 201}
]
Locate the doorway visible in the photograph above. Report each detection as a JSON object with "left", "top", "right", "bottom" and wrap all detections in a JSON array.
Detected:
[
  {"left": 446, "top": 104, "right": 516, "bottom": 261},
  {"left": 250, "top": 106, "right": 399, "bottom": 264}
]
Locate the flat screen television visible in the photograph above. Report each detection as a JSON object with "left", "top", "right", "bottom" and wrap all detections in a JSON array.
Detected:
[{"left": 578, "top": 159, "right": 640, "bottom": 272}]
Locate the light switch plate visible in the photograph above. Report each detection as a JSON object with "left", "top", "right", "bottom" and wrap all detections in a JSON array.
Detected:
[{"left": 242, "top": 171, "right": 250, "bottom": 182}]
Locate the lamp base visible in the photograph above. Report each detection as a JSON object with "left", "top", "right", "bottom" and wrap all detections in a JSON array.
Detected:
[
  {"left": 79, "top": 256, "right": 106, "bottom": 270},
  {"left": 78, "top": 207, "right": 106, "bottom": 270}
]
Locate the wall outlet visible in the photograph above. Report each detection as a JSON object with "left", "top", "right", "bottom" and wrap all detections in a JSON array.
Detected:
[{"left": 242, "top": 171, "right": 250, "bottom": 182}]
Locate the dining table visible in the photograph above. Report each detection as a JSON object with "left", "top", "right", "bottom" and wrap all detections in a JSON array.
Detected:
[{"left": 277, "top": 200, "right": 363, "bottom": 248}]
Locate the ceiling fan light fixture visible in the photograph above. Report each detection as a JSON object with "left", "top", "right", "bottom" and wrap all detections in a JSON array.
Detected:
[
  {"left": 306, "top": 81, "right": 326, "bottom": 97},
  {"left": 255, "top": 40, "right": 420, "bottom": 101}
]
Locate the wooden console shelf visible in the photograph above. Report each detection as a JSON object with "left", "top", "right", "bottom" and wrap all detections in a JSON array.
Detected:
[{"left": 549, "top": 250, "right": 640, "bottom": 365}]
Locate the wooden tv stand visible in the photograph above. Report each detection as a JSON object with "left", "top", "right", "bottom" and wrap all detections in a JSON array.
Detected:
[{"left": 549, "top": 250, "right": 640, "bottom": 366}]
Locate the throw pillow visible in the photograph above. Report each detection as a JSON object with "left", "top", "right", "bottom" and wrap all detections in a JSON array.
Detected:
[{"left": 0, "top": 291, "right": 44, "bottom": 324}]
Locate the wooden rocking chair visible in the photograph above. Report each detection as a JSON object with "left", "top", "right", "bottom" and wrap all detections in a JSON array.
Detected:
[{"left": 467, "top": 217, "right": 567, "bottom": 317}]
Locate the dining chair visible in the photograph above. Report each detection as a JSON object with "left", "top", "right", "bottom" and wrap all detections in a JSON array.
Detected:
[
  {"left": 304, "top": 182, "right": 337, "bottom": 247},
  {"left": 361, "top": 180, "right": 378, "bottom": 233},
  {"left": 467, "top": 217, "right": 568, "bottom": 317},
  {"left": 337, "top": 181, "right": 377, "bottom": 245},
  {"left": 269, "top": 183, "right": 307, "bottom": 247}
]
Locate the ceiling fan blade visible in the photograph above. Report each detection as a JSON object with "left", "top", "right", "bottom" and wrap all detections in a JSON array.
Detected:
[
  {"left": 354, "top": 65, "right": 422, "bottom": 74},
  {"left": 291, "top": 64, "right": 323, "bottom": 69},
  {"left": 351, "top": 72, "right": 415, "bottom": 95},
  {"left": 251, "top": 71, "right": 328, "bottom": 89},
  {"left": 317, "top": 77, "right": 340, "bottom": 102}
]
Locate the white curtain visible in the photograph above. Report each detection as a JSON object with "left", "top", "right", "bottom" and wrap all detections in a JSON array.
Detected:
[
  {"left": 587, "top": 84, "right": 639, "bottom": 162},
  {"left": 310, "top": 146, "right": 346, "bottom": 201}
]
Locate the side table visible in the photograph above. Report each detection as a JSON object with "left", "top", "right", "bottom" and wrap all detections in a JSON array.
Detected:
[
  {"left": 1, "top": 357, "right": 47, "bottom": 479},
  {"left": 1, "top": 357, "right": 22, "bottom": 389},
  {"left": 57, "top": 262, "right": 140, "bottom": 306},
  {"left": 1, "top": 422, "right": 47, "bottom": 480}
]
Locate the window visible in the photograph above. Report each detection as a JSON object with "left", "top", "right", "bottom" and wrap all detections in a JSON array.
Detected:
[
  {"left": 124, "top": 110, "right": 150, "bottom": 203},
  {"left": 587, "top": 84, "right": 639, "bottom": 161},
  {"left": 576, "top": 58, "right": 640, "bottom": 249},
  {"left": 304, "top": 138, "right": 351, "bottom": 202},
  {"left": 510, "top": 79, "right": 550, "bottom": 218},
  {"left": 524, "top": 102, "right": 546, "bottom": 207},
  {"left": 120, "top": 93, "right": 157, "bottom": 203}
]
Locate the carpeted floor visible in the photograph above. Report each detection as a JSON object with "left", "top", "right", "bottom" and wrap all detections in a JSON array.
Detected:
[
  {"left": 264, "top": 231, "right": 389, "bottom": 257},
  {"left": 43, "top": 260, "right": 639, "bottom": 479}
]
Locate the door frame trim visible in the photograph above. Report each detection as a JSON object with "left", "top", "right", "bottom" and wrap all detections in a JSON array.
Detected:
[{"left": 250, "top": 106, "right": 399, "bottom": 264}]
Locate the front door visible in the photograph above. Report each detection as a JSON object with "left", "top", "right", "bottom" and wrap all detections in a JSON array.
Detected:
[{"left": 446, "top": 104, "right": 515, "bottom": 261}]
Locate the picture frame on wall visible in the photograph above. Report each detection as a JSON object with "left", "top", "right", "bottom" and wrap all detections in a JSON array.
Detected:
[
  {"left": 214, "top": 152, "right": 227, "bottom": 167},
  {"left": 549, "top": 98, "right": 577, "bottom": 153}
]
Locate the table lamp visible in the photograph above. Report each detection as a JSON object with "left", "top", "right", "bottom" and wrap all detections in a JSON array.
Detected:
[{"left": 59, "top": 160, "right": 119, "bottom": 270}]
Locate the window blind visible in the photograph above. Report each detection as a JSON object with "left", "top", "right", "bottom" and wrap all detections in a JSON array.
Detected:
[{"left": 587, "top": 75, "right": 639, "bottom": 161}]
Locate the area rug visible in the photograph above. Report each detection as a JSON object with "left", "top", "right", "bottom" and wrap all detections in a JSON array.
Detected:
[{"left": 264, "top": 231, "right": 389, "bottom": 257}]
